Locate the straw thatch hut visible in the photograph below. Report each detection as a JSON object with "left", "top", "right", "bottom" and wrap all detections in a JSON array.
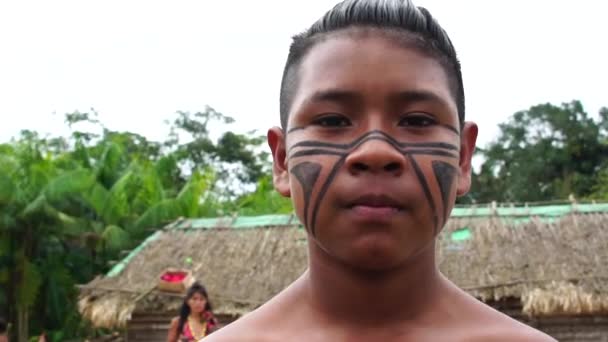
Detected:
[{"left": 78, "top": 203, "right": 608, "bottom": 341}]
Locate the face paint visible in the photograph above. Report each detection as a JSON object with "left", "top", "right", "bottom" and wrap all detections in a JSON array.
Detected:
[
  {"left": 288, "top": 129, "right": 458, "bottom": 236},
  {"left": 290, "top": 162, "right": 322, "bottom": 228},
  {"left": 431, "top": 160, "right": 458, "bottom": 225}
]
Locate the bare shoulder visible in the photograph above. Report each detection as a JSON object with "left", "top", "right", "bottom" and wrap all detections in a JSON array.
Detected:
[
  {"left": 446, "top": 285, "right": 555, "bottom": 342},
  {"left": 169, "top": 316, "right": 179, "bottom": 328},
  {"left": 463, "top": 298, "right": 555, "bottom": 341},
  {"left": 203, "top": 286, "right": 301, "bottom": 342},
  {"left": 468, "top": 320, "right": 556, "bottom": 342}
]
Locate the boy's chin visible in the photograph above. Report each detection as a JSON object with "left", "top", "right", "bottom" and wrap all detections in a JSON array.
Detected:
[{"left": 320, "top": 237, "right": 426, "bottom": 272}]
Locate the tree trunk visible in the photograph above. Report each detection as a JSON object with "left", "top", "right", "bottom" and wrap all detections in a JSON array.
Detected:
[
  {"left": 16, "top": 305, "right": 28, "bottom": 342},
  {"left": 6, "top": 231, "right": 16, "bottom": 341}
]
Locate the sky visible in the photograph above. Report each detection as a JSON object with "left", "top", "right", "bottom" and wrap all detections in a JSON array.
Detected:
[{"left": 0, "top": 0, "right": 606, "bottom": 149}]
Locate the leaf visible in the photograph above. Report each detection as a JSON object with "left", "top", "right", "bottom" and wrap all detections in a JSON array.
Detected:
[
  {"left": 21, "top": 194, "right": 48, "bottom": 217},
  {"left": 54, "top": 211, "right": 89, "bottom": 236},
  {"left": 101, "top": 225, "right": 131, "bottom": 252},
  {"left": 132, "top": 199, "right": 185, "bottom": 235},
  {"left": 0, "top": 212, "right": 17, "bottom": 231},
  {"left": 0, "top": 171, "right": 15, "bottom": 204},
  {"left": 0, "top": 268, "right": 8, "bottom": 283},
  {"left": 97, "top": 142, "right": 125, "bottom": 186},
  {"left": 83, "top": 183, "right": 110, "bottom": 218},
  {"left": 100, "top": 169, "right": 134, "bottom": 224},
  {"left": 131, "top": 164, "right": 165, "bottom": 214},
  {"left": 17, "top": 259, "right": 42, "bottom": 309},
  {"left": 177, "top": 170, "right": 214, "bottom": 217},
  {"left": 43, "top": 169, "right": 96, "bottom": 203},
  {"left": 38, "top": 257, "right": 75, "bottom": 323}
]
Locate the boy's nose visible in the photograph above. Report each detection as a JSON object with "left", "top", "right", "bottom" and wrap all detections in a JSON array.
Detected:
[{"left": 345, "top": 138, "right": 406, "bottom": 176}]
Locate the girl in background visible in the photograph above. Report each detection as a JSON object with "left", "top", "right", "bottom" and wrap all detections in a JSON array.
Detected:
[{"left": 167, "top": 282, "right": 218, "bottom": 341}]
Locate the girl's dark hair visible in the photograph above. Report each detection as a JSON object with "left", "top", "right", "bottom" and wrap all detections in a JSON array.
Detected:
[
  {"left": 176, "top": 282, "right": 214, "bottom": 335},
  {"left": 279, "top": 0, "right": 464, "bottom": 130}
]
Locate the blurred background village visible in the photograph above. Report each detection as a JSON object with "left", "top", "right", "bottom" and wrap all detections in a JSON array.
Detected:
[{"left": 1, "top": 1, "right": 607, "bottom": 341}]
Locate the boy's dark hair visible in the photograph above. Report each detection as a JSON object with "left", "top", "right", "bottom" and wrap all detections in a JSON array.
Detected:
[{"left": 279, "top": 0, "right": 464, "bottom": 130}]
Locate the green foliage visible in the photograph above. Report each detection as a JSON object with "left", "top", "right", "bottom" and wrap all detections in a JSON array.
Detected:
[
  {"left": 43, "top": 169, "right": 96, "bottom": 203},
  {"left": 234, "top": 176, "right": 293, "bottom": 216},
  {"left": 591, "top": 168, "right": 608, "bottom": 200},
  {"left": 17, "top": 259, "right": 42, "bottom": 309},
  {"left": 101, "top": 225, "right": 131, "bottom": 252},
  {"left": 166, "top": 107, "right": 268, "bottom": 195},
  {"left": 466, "top": 101, "right": 608, "bottom": 203},
  {"left": 0, "top": 105, "right": 284, "bottom": 340}
]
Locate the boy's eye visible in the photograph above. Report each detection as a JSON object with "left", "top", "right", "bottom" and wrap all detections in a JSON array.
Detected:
[
  {"left": 398, "top": 114, "right": 436, "bottom": 127},
  {"left": 312, "top": 114, "right": 351, "bottom": 127}
]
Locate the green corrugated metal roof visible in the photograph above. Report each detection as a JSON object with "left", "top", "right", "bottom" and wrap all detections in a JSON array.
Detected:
[{"left": 451, "top": 203, "right": 608, "bottom": 217}]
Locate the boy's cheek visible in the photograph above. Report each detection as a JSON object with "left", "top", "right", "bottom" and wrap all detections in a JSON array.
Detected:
[{"left": 289, "top": 185, "right": 307, "bottom": 223}]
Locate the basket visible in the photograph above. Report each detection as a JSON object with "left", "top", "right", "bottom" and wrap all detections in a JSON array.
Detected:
[{"left": 157, "top": 268, "right": 195, "bottom": 293}]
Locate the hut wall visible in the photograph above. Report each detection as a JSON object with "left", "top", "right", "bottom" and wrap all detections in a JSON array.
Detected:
[
  {"left": 488, "top": 298, "right": 608, "bottom": 342},
  {"left": 126, "top": 313, "right": 172, "bottom": 342},
  {"left": 534, "top": 316, "right": 608, "bottom": 342},
  {"left": 126, "top": 312, "right": 238, "bottom": 342}
]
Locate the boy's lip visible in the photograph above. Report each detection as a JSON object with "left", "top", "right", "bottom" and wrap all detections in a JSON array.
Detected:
[{"left": 347, "top": 194, "right": 404, "bottom": 210}]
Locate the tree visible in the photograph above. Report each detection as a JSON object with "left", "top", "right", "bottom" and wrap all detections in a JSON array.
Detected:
[
  {"left": 465, "top": 101, "right": 608, "bottom": 203},
  {"left": 0, "top": 105, "right": 278, "bottom": 340},
  {"left": 232, "top": 176, "right": 293, "bottom": 216},
  {"left": 164, "top": 107, "right": 268, "bottom": 196}
]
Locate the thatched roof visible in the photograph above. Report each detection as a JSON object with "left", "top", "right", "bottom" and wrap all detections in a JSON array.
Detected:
[{"left": 78, "top": 203, "right": 608, "bottom": 328}]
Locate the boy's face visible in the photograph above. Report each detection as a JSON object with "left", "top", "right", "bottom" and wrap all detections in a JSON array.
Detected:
[{"left": 269, "top": 32, "right": 477, "bottom": 270}]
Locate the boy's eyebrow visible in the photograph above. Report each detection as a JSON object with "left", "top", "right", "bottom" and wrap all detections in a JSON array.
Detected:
[
  {"left": 305, "top": 89, "right": 452, "bottom": 110},
  {"left": 307, "top": 89, "right": 361, "bottom": 105},
  {"left": 387, "top": 90, "right": 452, "bottom": 110}
]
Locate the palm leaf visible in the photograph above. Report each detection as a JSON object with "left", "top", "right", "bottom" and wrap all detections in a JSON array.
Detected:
[
  {"left": 97, "top": 142, "right": 124, "bottom": 186},
  {"left": 131, "top": 164, "right": 165, "bottom": 214},
  {"left": 0, "top": 169, "right": 16, "bottom": 205},
  {"left": 83, "top": 183, "right": 110, "bottom": 219},
  {"left": 132, "top": 199, "right": 185, "bottom": 235},
  {"left": 101, "top": 225, "right": 131, "bottom": 252},
  {"left": 16, "top": 258, "right": 42, "bottom": 309},
  {"left": 177, "top": 170, "right": 214, "bottom": 217},
  {"left": 43, "top": 169, "right": 96, "bottom": 203},
  {"left": 21, "top": 195, "right": 48, "bottom": 217},
  {"left": 100, "top": 169, "right": 134, "bottom": 225}
]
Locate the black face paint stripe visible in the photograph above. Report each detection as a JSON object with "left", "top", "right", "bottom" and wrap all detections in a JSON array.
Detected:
[
  {"left": 289, "top": 147, "right": 457, "bottom": 160},
  {"left": 286, "top": 129, "right": 457, "bottom": 236},
  {"left": 290, "top": 162, "right": 322, "bottom": 228},
  {"left": 406, "top": 150, "right": 459, "bottom": 159},
  {"left": 408, "top": 155, "right": 439, "bottom": 235},
  {"left": 289, "top": 149, "right": 347, "bottom": 160},
  {"left": 432, "top": 161, "right": 458, "bottom": 225},
  {"left": 290, "top": 139, "right": 458, "bottom": 153},
  {"left": 309, "top": 156, "right": 347, "bottom": 237}
]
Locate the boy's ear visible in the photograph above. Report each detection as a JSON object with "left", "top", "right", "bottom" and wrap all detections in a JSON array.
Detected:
[
  {"left": 267, "top": 127, "right": 291, "bottom": 197},
  {"left": 456, "top": 122, "right": 478, "bottom": 197}
]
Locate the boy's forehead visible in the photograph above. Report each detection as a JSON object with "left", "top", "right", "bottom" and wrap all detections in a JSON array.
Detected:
[{"left": 290, "top": 33, "right": 457, "bottom": 117}]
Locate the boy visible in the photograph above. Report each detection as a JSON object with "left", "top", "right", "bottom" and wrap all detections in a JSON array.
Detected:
[{"left": 206, "top": 0, "right": 555, "bottom": 340}]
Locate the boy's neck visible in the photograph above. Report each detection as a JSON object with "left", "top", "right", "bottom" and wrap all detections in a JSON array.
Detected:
[{"left": 304, "top": 242, "right": 448, "bottom": 327}]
